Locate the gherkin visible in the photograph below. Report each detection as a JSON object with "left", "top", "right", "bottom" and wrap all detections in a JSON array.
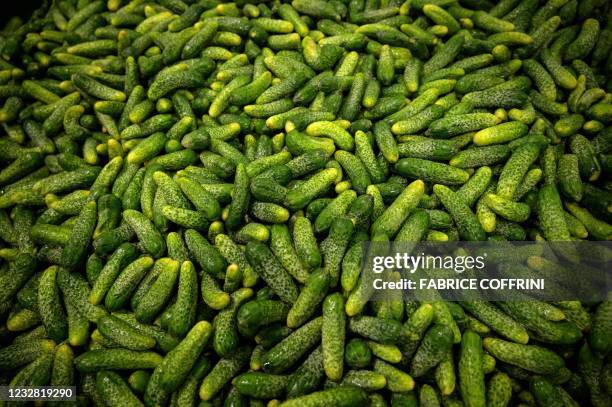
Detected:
[{"left": 0, "top": 0, "right": 610, "bottom": 406}]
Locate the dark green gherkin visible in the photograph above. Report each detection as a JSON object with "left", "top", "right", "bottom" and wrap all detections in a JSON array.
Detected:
[{"left": 0, "top": 0, "right": 609, "bottom": 405}]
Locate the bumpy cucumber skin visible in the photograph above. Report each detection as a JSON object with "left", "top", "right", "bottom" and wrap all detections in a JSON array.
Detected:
[
  {"left": 434, "top": 184, "right": 486, "bottom": 241},
  {"left": 461, "top": 301, "right": 529, "bottom": 344},
  {"left": 288, "top": 269, "right": 329, "bottom": 329},
  {"left": 459, "top": 330, "right": 486, "bottom": 407},
  {"left": 557, "top": 154, "right": 583, "bottom": 201},
  {"left": 60, "top": 200, "right": 97, "bottom": 270},
  {"left": 199, "top": 346, "right": 251, "bottom": 401},
  {"left": 410, "top": 324, "right": 454, "bottom": 377},
  {"left": 285, "top": 168, "right": 339, "bottom": 210},
  {"left": 473, "top": 121, "right": 528, "bottom": 146},
  {"left": 167, "top": 261, "right": 198, "bottom": 338},
  {"left": 0, "top": 339, "right": 56, "bottom": 370},
  {"left": 90, "top": 242, "right": 138, "bottom": 305},
  {"left": 322, "top": 293, "right": 345, "bottom": 382},
  {"left": 0, "top": 1, "right": 610, "bottom": 406},
  {"left": 159, "top": 321, "right": 212, "bottom": 392},
  {"left": 537, "top": 185, "right": 571, "bottom": 241},
  {"left": 396, "top": 157, "right": 470, "bottom": 185},
  {"left": 320, "top": 216, "right": 354, "bottom": 285},
  {"left": 38, "top": 266, "right": 68, "bottom": 343},
  {"left": 134, "top": 257, "right": 179, "bottom": 323},
  {"left": 344, "top": 339, "right": 372, "bottom": 370},
  {"left": 96, "top": 370, "right": 143, "bottom": 407},
  {"left": 371, "top": 179, "right": 424, "bottom": 237},
  {"left": 245, "top": 241, "right": 299, "bottom": 304},
  {"left": 374, "top": 358, "right": 415, "bottom": 392},
  {"left": 286, "top": 346, "right": 325, "bottom": 398},
  {"left": 270, "top": 224, "right": 310, "bottom": 284},
  {"left": 487, "top": 372, "right": 512, "bottom": 407},
  {"left": 497, "top": 143, "right": 541, "bottom": 200},
  {"left": 232, "top": 371, "right": 289, "bottom": 399},
  {"left": 237, "top": 299, "right": 290, "bottom": 337},
  {"left": 456, "top": 166, "right": 492, "bottom": 207},
  {"left": 483, "top": 338, "right": 565, "bottom": 375},
  {"left": 349, "top": 316, "right": 403, "bottom": 345},
  {"left": 428, "top": 113, "right": 500, "bottom": 138},
  {"left": 589, "top": 299, "right": 612, "bottom": 354},
  {"left": 74, "top": 349, "right": 163, "bottom": 372},
  {"left": 97, "top": 314, "right": 156, "bottom": 350},
  {"left": 123, "top": 209, "right": 166, "bottom": 258},
  {"left": 262, "top": 317, "right": 323, "bottom": 374},
  {"left": 279, "top": 387, "right": 368, "bottom": 407}
]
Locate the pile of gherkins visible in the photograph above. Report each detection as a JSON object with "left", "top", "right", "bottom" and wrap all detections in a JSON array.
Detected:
[{"left": 0, "top": 0, "right": 611, "bottom": 405}]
